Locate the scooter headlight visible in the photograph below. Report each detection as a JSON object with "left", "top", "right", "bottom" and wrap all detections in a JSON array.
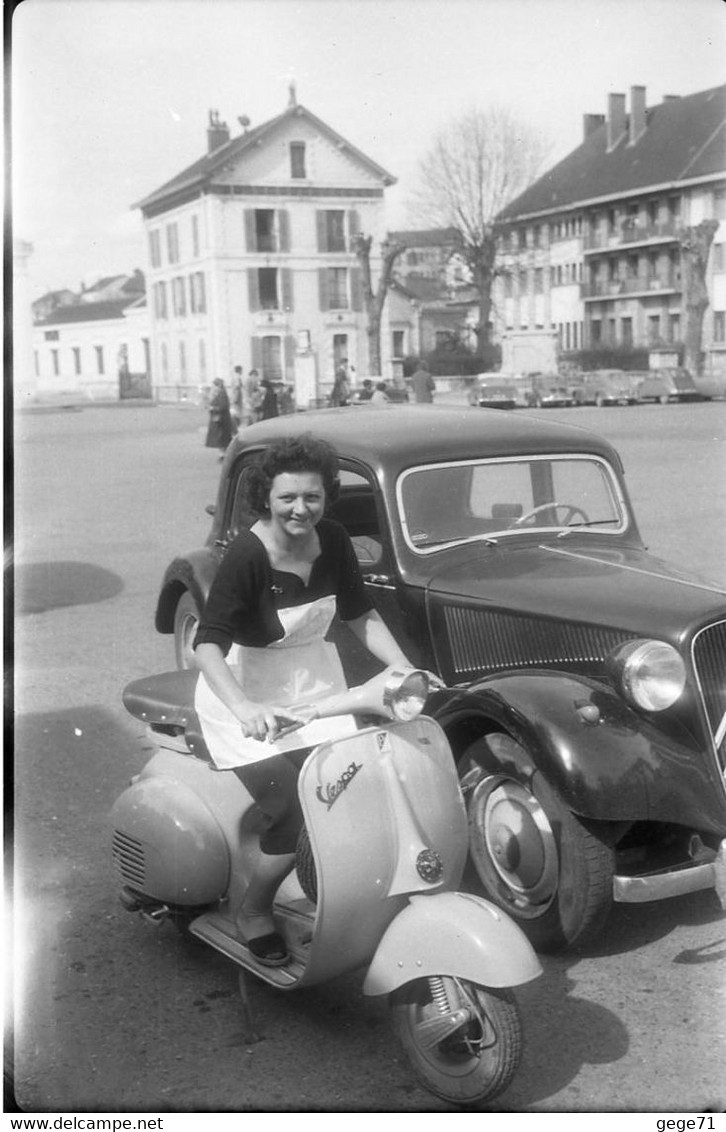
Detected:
[
  {"left": 383, "top": 669, "right": 430, "bottom": 721},
  {"left": 608, "top": 639, "right": 686, "bottom": 712}
]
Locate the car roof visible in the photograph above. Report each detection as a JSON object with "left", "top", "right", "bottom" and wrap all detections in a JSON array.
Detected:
[{"left": 229, "top": 404, "right": 621, "bottom": 477}]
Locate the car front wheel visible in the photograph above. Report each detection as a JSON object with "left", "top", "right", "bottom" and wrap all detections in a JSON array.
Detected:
[
  {"left": 173, "top": 591, "right": 201, "bottom": 670},
  {"left": 460, "top": 733, "right": 614, "bottom": 953}
]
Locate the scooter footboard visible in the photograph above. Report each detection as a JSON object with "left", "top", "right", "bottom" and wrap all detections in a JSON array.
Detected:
[{"left": 362, "top": 892, "right": 542, "bottom": 996}]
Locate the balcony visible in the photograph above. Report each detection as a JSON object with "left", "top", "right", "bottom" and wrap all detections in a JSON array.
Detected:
[
  {"left": 583, "top": 219, "right": 684, "bottom": 253},
  {"left": 581, "top": 273, "right": 681, "bottom": 301}
]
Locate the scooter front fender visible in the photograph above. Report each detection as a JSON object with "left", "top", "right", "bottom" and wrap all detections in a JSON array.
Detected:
[{"left": 362, "top": 891, "right": 541, "bottom": 996}]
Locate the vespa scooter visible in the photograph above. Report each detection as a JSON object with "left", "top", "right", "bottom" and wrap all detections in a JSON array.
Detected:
[{"left": 111, "top": 667, "right": 542, "bottom": 1106}]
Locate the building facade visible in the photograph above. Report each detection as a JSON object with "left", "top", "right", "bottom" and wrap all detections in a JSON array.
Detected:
[
  {"left": 135, "top": 93, "right": 396, "bottom": 403},
  {"left": 32, "top": 294, "right": 149, "bottom": 400},
  {"left": 494, "top": 84, "right": 726, "bottom": 382}
]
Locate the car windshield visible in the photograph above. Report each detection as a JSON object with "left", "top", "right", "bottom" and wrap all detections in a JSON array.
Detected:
[{"left": 397, "top": 455, "right": 627, "bottom": 553}]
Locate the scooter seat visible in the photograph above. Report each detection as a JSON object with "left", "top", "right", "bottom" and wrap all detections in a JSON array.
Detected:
[{"left": 123, "top": 669, "right": 212, "bottom": 763}]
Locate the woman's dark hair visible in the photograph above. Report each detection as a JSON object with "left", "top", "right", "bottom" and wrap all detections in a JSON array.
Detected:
[{"left": 242, "top": 433, "right": 341, "bottom": 514}]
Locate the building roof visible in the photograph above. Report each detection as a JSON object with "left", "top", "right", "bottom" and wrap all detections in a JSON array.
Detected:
[
  {"left": 34, "top": 299, "right": 140, "bottom": 326},
  {"left": 135, "top": 102, "right": 397, "bottom": 214},
  {"left": 497, "top": 84, "right": 726, "bottom": 222},
  {"left": 388, "top": 227, "right": 461, "bottom": 247}
]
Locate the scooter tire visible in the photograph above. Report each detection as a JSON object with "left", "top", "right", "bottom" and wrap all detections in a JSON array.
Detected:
[{"left": 391, "top": 978, "right": 522, "bottom": 1107}]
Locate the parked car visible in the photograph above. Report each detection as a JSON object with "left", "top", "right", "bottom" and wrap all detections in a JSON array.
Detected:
[
  {"left": 571, "top": 370, "right": 638, "bottom": 407},
  {"left": 468, "top": 378, "right": 519, "bottom": 410},
  {"left": 156, "top": 405, "right": 726, "bottom": 953},
  {"left": 634, "top": 368, "right": 708, "bottom": 404},
  {"left": 534, "top": 384, "right": 575, "bottom": 408}
]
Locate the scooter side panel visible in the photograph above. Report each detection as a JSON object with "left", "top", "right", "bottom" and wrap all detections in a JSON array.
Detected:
[
  {"left": 362, "top": 892, "right": 542, "bottom": 996},
  {"left": 296, "top": 717, "right": 468, "bottom": 986}
]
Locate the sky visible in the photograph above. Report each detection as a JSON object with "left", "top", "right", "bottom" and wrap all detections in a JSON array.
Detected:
[{"left": 10, "top": 0, "right": 726, "bottom": 299}]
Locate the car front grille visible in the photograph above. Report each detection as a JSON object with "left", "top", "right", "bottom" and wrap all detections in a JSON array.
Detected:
[
  {"left": 443, "top": 605, "right": 637, "bottom": 676},
  {"left": 692, "top": 619, "right": 726, "bottom": 771},
  {"left": 112, "top": 830, "right": 147, "bottom": 888}
]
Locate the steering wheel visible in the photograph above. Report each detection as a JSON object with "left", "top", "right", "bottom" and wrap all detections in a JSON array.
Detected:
[{"left": 511, "top": 501, "right": 590, "bottom": 528}]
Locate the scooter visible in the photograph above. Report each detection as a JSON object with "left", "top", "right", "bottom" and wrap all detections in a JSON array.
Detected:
[{"left": 111, "top": 667, "right": 542, "bottom": 1107}]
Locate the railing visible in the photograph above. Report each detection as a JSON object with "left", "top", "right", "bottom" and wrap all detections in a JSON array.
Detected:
[
  {"left": 581, "top": 273, "right": 680, "bottom": 299},
  {"left": 583, "top": 219, "right": 683, "bottom": 252}
]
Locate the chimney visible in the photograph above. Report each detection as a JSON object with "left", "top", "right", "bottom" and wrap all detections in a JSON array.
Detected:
[
  {"left": 629, "top": 85, "right": 646, "bottom": 145},
  {"left": 207, "top": 109, "right": 230, "bottom": 152},
  {"left": 583, "top": 113, "right": 605, "bottom": 141},
  {"left": 607, "top": 92, "right": 627, "bottom": 151}
]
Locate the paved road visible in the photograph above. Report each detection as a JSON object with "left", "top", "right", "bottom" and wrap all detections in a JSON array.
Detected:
[{"left": 10, "top": 400, "right": 726, "bottom": 1113}]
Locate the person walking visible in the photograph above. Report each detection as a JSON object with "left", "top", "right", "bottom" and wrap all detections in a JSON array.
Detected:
[
  {"left": 205, "top": 378, "right": 233, "bottom": 458},
  {"left": 231, "top": 366, "right": 244, "bottom": 429},
  {"left": 243, "top": 369, "right": 263, "bottom": 426},
  {"left": 260, "top": 377, "right": 279, "bottom": 420},
  {"left": 411, "top": 361, "right": 436, "bottom": 403},
  {"left": 330, "top": 362, "right": 351, "bottom": 407}
]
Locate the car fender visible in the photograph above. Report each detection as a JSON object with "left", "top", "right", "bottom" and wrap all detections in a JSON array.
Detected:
[
  {"left": 155, "top": 549, "right": 220, "bottom": 633},
  {"left": 429, "top": 671, "right": 726, "bottom": 830},
  {"left": 362, "top": 892, "right": 541, "bottom": 996}
]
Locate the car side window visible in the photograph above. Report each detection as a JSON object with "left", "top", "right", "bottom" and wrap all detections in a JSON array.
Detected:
[
  {"left": 228, "top": 456, "right": 262, "bottom": 538},
  {"left": 329, "top": 469, "right": 383, "bottom": 566}
]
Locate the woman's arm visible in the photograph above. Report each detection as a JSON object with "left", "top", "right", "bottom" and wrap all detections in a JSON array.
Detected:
[
  {"left": 195, "top": 642, "right": 281, "bottom": 740},
  {"left": 346, "top": 608, "right": 414, "bottom": 668}
]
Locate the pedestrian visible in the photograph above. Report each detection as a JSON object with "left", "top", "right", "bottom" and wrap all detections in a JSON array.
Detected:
[
  {"left": 205, "top": 378, "right": 233, "bottom": 459},
  {"left": 244, "top": 369, "right": 263, "bottom": 425},
  {"left": 410, "top": 361, "right": 436, "bottom": 403},
  {"left": 231, "top": 365, "right": 244, "bottom": 428},
  {"left": 370, "top": 381, "right": 390, "bottom": 404},
  {"left": 260, "top": 377, "right": 279, "bottom": 420},
  {"left": 330, "top": 362, "right": 351, "bottom": 407},
  {"left": 357, "top": 379, "right": 374, "bottom": 402}
]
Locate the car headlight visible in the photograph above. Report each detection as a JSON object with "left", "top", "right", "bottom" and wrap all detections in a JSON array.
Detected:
[{"left": 607, "top": 639, "right": 686, "bottom": 712}]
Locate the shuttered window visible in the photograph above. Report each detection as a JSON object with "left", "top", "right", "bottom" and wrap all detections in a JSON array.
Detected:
[
  {"left": 245, "top": 209, "right": 292, "bottom": 252},
  {"left": 316, "top": 210, "right": 359, "bottom": 252},
  {"left": 290, "top": 142, "right": 306, "bottom": 179}
]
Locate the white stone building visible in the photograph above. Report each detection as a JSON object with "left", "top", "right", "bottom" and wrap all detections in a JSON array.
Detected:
[
  {"left": 135, "top": 92, "right": 397, "bottom": 404},
  {"left": 494, "top": 84, "right": 726, "bottom": 383}
]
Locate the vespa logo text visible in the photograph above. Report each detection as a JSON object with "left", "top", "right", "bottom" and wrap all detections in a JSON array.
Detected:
[{"left": 316, "top": 761, "right": 362, "bottom": 810}]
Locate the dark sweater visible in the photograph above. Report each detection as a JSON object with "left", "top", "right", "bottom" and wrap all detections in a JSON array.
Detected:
[{"left": 193, "top": 518, "right": 373, "bottom": 656}]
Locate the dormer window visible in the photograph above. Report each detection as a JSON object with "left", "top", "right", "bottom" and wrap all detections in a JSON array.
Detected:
[{"left": 290, "top": 141, "right": 306, "bottom": 179}]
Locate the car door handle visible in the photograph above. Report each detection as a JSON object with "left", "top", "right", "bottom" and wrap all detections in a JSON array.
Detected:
[{"left": 363, "top": 573, "right": 394, "bottom": 587}]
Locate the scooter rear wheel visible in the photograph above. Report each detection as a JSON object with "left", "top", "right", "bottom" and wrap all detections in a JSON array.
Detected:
[{"left": 391, "top": 977, "right": 521, "bottom": 1106}]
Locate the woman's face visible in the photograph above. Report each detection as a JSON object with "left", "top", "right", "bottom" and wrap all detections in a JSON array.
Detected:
[{"left": 267, "top": 471, "right": 325, "bottom": 539}]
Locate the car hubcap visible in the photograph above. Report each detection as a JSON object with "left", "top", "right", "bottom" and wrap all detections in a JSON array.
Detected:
[{"left": 468, "top": 774, "right": 558, "bottom": 916}]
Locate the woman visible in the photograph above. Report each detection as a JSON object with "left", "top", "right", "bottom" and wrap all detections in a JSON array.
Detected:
[
  {"left": 330, "top": 365, "right": 351, "bottom": 407},
  {"left": 259, "top": 377, "right": 279, "bottom": 420},
  {"left": 193, "top": 435, "right": 416, "bottom": 966},
  {"left": 205, "top": 378, "right": 233, "bottom": 455}
]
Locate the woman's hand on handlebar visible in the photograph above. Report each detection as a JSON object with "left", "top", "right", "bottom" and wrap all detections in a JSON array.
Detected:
[{"left": 235, "top": 701, "right": 306, "bottom": 742}]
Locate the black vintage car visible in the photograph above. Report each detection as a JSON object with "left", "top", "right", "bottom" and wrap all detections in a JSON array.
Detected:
[{"left": 156, "top": 405, "right": 726, "bottom": 952}]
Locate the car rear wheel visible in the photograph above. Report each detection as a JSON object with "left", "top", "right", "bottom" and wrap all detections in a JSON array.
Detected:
[
  {"left": 460, "top": 733, "right": 614, "bottom": 953},
  {"left": 174, "top": 591, "right": 201, "bottom": 670}
]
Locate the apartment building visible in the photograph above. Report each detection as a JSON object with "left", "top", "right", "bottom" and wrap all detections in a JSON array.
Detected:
[
  {"left": 494, "top": 84, "right": 726, "bottom": 380},
  {"left": 135, "top": 91, "right": 396, "bottom": 403}
]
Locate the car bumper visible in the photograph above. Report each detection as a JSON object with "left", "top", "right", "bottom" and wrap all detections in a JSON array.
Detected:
[{"left": 613, "top": 838, "right": 726, "bottom": 908}]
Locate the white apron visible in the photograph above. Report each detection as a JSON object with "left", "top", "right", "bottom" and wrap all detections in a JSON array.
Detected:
[{"left": 194, "top": 594, "right": 355, "bottom": 770}]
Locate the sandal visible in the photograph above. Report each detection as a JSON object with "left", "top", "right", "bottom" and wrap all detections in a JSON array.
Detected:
[{"left": 241, "top": 930, "right": 290, "bottom": 967}]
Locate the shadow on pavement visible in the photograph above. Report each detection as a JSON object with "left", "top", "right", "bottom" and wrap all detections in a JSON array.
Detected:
[{"left": 15, "top": 561, "right": 123, "bottom": 614}]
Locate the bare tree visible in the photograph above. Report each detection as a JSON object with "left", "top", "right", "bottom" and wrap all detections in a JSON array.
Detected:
[
  {"left": 679, "top": 219, "right": 718, "bottom": 378},
  {"left": 407, "top": 106, "right": 549, "bottom": 353},
  {"left": 353, "top": 234, "right": 406, "bottom": 376}
]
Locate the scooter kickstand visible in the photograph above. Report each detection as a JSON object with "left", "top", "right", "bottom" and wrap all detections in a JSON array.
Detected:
[{"left": 237, "top": 970, "right": 264, "bottom": 1044}]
